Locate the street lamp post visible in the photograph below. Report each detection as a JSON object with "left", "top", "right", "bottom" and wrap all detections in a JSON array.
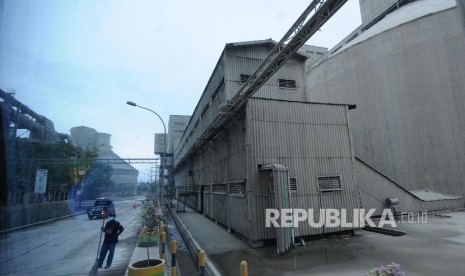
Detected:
[{"left": 126, "top": 101, "right": 166, "bottom": 203}]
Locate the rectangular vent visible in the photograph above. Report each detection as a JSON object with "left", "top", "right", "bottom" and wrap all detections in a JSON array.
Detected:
[{"left": 317, "top": 176, "right": 342, "bottom": 192}]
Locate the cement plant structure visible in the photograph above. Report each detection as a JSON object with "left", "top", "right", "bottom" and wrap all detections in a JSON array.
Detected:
[
  {"left": 308, "top": 0, "right": 465, "bottom": 196},
  {"left": 168, "top": 0, "right": 465, "bottom": 246},
  {"left": 70, "top": 126, "right": 139, "bottom": 194}
]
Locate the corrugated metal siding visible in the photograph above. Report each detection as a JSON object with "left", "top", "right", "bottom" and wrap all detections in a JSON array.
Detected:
[
  {"left": 203, "top": 189, "right": 211, "bottom": 217},
  {"left": 212, "top": 193, "right": 228, "bottom": 224},
  {"left": 174, "top": 108, "right": 252, "bottom": 237},
  {"left": 319, "top": 191, "right": 360, "bottom": 234},
  {"left": 175, "top": 54, "right": 226, "bottom": 162},
  {"left": 225, "top": 53, "right": 306, "bottom": 102},
  {"left": 356, "top": 158, "right": 420, "bottom": 216},
  {"left": 290, "top": 194, "right": 324, "bottom": 236},
  {"left": 246, "top": 98, "right": 360, "bottom": 240},
  {"left": 227, "top": 196, "right": 249, "bottom": 236},
  {"left": 176, "top": 42, "right": 307, "bottom": 168},
  {"left": 355, "top": 158, "right": 464, "bottom": 215}
]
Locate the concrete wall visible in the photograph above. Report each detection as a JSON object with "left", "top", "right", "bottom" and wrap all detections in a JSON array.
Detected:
[
  {"left": 70, "top": 126, "right": 98, "bottom": 150},
  {"left": 306, "top": 6, "right": 465, "bottom": 196},
  {"left": 359, "top": 0, "right": 399, "bottom": 26},
  {"left": 0, "top": 200, "right": 75, "bottom": 231},
  {"left": 356, "top": 158, "right": 464, "bottom": 216},
  {"left": 154, "top": 133, "right": 166, "bottom": 154},
  {"left": 168, "top": 115, "right": 190, "bottom": 154}
]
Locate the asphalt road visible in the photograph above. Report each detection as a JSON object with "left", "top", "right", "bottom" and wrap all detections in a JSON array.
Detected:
[{"left": 0, "top": 197, "right": 143, "bottom": 276}]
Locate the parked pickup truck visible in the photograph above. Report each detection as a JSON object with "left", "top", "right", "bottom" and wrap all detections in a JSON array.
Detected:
[{"left": 87, "top": 198, "right": 116, "bottom": 219}]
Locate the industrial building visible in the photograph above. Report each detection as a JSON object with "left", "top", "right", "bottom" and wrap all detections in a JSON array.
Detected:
[
  {"left": 171, "top": 0, "right": 465, "bottom": 247},
  {"left": 173, "top": 40, "right": 362, "bottom": 247},
  {"left": 168, "top": 115, "right": 190, "bottom": 155},
  {"left": 70, "top": 126, "right": 139, "bottom": 194},
  {"left": 0, "top": 89, "right": 72, "bottom": 204},
  {"left": 306, "top": 0, "right": 465, "bottom": 196},
  {"left": 154, "top": 115, "right": 191, "bottom": 198}
]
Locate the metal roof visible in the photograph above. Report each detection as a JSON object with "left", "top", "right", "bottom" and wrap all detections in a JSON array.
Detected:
[
  {"left": 225, "top": 39, "right": 309, "bottom": 60},
  {"left": 410, "top": 190, "right": 463, "bottom": 201},
  {"left": 251, "top": 97, "right": 357, "bottom": 110}
]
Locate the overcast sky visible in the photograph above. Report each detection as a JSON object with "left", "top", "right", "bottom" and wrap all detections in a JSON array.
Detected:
[{"left": 0, "top": 0, "right": 361, "bottom": 181}]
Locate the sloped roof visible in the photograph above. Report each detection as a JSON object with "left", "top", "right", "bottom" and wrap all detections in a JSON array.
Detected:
[
  {"left": 225, "top": 38, "right": 309, "bottom": 60},
  {"left": 410, "top": 190, "right": 462, "bottom": 201}
]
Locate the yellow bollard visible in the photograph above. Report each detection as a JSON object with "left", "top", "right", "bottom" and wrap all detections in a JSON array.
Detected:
[
  {"left": 240, "top": 261, "right": 248, "bottom": 276},
  {"left": 160, "top": 231, "right": 166, "bottom": 260},
  {"left": 199, "top": 250, "right": 205, "bottom": 276},
  {"left": 171, "top": 240, "right": 177, "bottom": 276}
]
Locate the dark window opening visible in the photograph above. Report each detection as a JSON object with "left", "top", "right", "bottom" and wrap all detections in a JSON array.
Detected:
[
  {"left": 201, "top": 104, "right": 209, "bottom": 118},
  {"left": 240, "top": 74, "right": 253, "bottom": 83},
  {"left": 211, "top": 78, "right": 224, "bottom": 101},
  {"left": 278, "top": 79, "right": 296, "bottom": 88}
]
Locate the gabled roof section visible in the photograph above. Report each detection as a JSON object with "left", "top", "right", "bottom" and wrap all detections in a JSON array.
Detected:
[
  {"left": 225, "top": 38, "right": 309, "bottom": 61},
  {"left": 251, "top": 97, "right": 357, "bottom": 110}
]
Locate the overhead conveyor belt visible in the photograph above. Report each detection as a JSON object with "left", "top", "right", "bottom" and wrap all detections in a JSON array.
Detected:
[{"left": 175, "top": 0, "right": 349, "bottom": 169}]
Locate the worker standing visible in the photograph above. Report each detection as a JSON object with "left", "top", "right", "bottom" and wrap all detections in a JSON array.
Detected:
[{"left": 98, "top": 215, "right": 124, "bottom": 269}]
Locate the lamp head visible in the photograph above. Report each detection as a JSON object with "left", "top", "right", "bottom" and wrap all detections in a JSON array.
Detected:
[{"left": 126, "top": 101, "right": 137, "bottom": 107}]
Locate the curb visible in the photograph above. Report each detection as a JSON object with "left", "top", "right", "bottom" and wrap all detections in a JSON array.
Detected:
[{"left": 170, "top": 208, "right": 222, "bottom": 276}]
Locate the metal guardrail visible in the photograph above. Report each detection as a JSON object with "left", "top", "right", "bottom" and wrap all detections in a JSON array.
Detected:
[{"left": 169, "top": 208, "right": 222, "bottom": 276}]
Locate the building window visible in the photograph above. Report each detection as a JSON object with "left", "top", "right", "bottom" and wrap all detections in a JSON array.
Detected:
[
  {"left": 212, "top": 183, "right": 227, "bottom": 194},
  {"left": 278, "top": 79, "right": 296, "bottom": 88},
  {"left": 201, "top": 104, "right": 209, "bottom": 118},
  {"left": 317, "top": 176, "right": 342, "bottom": 192},
  {"left": 194, "top": 119, "right": 199, "bottom": 128},
  {"left": 229, "top": 180, "right": 246, "bottom": 197},
  {"left": 240, "top": 74, "right": 255, "bottom": 84},
  {"left": 211, "top": 78, "right": 224, "bottom": 102}
]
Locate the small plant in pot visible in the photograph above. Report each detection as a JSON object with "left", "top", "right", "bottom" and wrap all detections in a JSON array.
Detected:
[
  {"left": 137, "top": 196, "right": 163, "bottom": 247},
  {"left": 128, "top": 196, "right": 165, "bottom": 275}
]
